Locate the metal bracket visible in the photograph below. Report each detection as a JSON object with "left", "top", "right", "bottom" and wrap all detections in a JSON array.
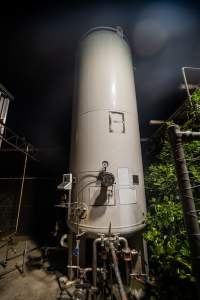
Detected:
[{"left": 57, "top": 174, "right": 72, "bottom": 191}]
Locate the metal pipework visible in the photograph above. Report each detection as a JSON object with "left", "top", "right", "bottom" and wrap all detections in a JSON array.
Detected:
[
  {"left": 109, "top": 241, "right": 128, "bottom": 300},
  {"left": 181, "top": 66, "right": 200, "bottom": 105},
  {"left": 92, "top": 237, "right": 106, "bottom": 292},
  {"left": 60, "top": 234, "right": 68, "bottom": 248},
  {"left": 92, "top": 235, "right": 129, "bottom": 294},
  {"left": 168, "top": 125, "right": 200, "bottom": 299},
  {"left": 118, "top": 236, "right": 129, "bottom": 250},
  {"left": 81, "top": 267, "right": 103, "bottom": 280}
]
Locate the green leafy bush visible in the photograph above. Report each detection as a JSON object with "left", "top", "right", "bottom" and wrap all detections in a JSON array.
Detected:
[{"left": 144, "top": 89, "right": 200, "bottom": 299}]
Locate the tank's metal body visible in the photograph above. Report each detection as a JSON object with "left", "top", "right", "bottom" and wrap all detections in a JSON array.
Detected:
[{"left": 69, "top": 27, "right": 146, "bottom": 236}]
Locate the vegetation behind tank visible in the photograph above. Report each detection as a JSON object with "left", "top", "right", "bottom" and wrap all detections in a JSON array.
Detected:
[{"left": 144, "top": 89, "right": 200, "bottom": 299}]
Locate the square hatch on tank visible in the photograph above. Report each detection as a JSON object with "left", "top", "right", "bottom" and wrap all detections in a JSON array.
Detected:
[{"left": 109, "top": 111, "right": 125, "bottom": 133}]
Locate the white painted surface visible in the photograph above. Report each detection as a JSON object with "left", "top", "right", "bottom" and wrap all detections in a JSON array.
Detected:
[
  {"left": 118, "top": 168, "right": 130, "bottom": 186},
  {"left": 119, "top": 188, "right": 137, "bottom": 204},
  {"left": 89, "top": 186, "right": 115, "bottom": 206},
  {"left": 69, "top": 27, "right": 146, "bottom": 236}
]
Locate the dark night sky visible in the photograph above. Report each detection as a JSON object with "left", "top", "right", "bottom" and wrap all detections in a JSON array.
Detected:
[{"left": 0, "top": 0, "right": 200, "bottom": 172}]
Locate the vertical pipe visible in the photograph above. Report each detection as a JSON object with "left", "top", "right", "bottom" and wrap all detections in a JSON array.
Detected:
[
  {"left": 15, "top": 145, "right": 29, "bottom": 233},
  {"left": 92, "top": 236, "right": 129, "bottom": 299},
  {"left": 76, "top": 238, "right": 80, "bottom": 278},
  {"left": 109, "top": 241, "right": 128, "bottom": 300},
  {"left": 168, "top": 125, "right": 200, "bottom": 299},
  {"left": 92, "top": 238, "right": 99, "bottom": 300},
  {"left": 68, "top": 233, "right": 73, "bottom": 280},
  {"left": 118, "top": 237, "right": 128, "bottom": 250},
  {"left": 93, "top": 238, "right": 101, "bottom": 288}
]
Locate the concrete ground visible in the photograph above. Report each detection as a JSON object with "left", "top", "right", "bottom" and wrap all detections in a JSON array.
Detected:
[{"left": 0, "top": 235, "right": 61, "bottom": 300}]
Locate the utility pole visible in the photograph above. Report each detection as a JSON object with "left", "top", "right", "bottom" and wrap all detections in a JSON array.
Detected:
[{"left": 168, "top": 125, "right": 200, "bottom": 299}]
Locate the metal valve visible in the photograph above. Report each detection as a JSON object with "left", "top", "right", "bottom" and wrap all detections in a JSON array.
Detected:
[
  {"left": 76, "top": 203, "right": 88, "bottom": 219},
  {"left": 98, "top": 171, "right": 115, "bottom": 187},
  {"left": 122, "top": 247, "right": 132, "bottom": 261},
  {"left": 73, "top": 288, "right": 87, "bottom": 300}
]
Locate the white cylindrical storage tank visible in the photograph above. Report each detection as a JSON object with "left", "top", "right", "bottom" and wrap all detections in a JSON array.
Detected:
[{"left": 69, "top": 27, "right": 146, "bottom": 236}]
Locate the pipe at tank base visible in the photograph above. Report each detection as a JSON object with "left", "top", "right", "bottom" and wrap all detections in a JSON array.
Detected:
[
  {"left": 93, "top": 237, "right": 105, "bottom": 291},
  {"left": 109, "top": 241, "right": 128, "bottom": 300},
  {"left": 92, "top": 235, "right": 129, "bottom": 299},
  {"left": 118, "top": 236, "right": 129, "bottom": 250}
]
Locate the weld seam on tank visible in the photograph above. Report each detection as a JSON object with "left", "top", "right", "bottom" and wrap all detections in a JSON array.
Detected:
[
  {"left": 80, "top": 26, "right": 129, "bottom": 44},
  {"left": 77, "top": 109, "right": 131, "bottom": 117},
  {"left": 72, "top": 222, "right": 146, "bottom": 229}
]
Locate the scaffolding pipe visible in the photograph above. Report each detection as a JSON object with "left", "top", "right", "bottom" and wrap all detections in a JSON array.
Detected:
[
  {"left": 182, "top": 66, "right": 200, "bottom": 106},
  {"left": 168, "top": 125, "right": 200, "bottom": 299}
]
